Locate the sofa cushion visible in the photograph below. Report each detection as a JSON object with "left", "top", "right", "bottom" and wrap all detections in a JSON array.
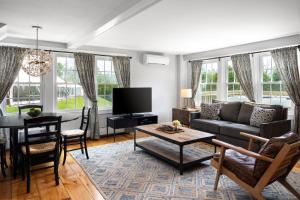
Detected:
[
  {"left": 237, "top": 102, "right": 254, "bottom": 124},
  {"left": 200, "top": 103, "right": 221, "bottom": 120},
  {"left": 253, "top": 132, "right": 300, "bottom": 179},
  {"left": 219, "top": 102, "right": 241, "bottom": 122},
  {"left": 213, "top": 149, "right": 258, "bottom": 186},
  {"left": 250, "top": 107, "right": 276, "bottom": 127},
  {"left": 190, "top": 119, "right": 232, "bottom": 134},
  {"left": 220, "top": 123, "right": 260, "bottom": 141}
]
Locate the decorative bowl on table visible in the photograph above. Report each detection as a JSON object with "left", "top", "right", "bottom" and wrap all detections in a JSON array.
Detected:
[
  {"left": 156, "top": 120, "right": 184, "bottom": 134},
  {"left": 27, "top": 108, "right": 41, "bottom": 117}
]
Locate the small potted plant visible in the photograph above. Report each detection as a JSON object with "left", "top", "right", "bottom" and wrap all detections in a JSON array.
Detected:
[{"left": 172, "top": 120, "right": 182, "bottom": 131}]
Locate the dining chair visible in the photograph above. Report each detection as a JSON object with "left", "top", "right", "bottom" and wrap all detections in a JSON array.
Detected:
[
  {"left": 61, "top": 107, "right": 90, "bottom": 165},
  {"left": 17, "top": 104, "right": 45, "bottom": 143},
  {"left": 211, "top": 131, "right": 300, "bottom": 200},
  {"left": 0, "top": 108, "right": 7, "bottom": 177},
  {"left": 21, "top": 115, "right": 62, "bottom": 193}
]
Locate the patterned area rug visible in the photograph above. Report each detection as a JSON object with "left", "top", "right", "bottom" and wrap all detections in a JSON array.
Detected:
[{"left": 71, "top": 139, "right": 300, "bottom": 200}]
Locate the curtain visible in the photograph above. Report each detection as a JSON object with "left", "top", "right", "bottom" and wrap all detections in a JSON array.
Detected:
[
  {"left": 231, "top": 54, "right": 255, "bottom": 102},
  {"left": 0, "top": 46, "right": 25, "bottom": 104},
  {"left": 271, "top": 47, "right": 300, "bottom": 134},
  {"left": 112, "top": 56, "right": 130, "bottom": 88},
  {"left": 74, "top": 53, "right": 100, "bottom": 139},
  {"left": 190, "top": 60, "right": 203, "bottom": 107}
]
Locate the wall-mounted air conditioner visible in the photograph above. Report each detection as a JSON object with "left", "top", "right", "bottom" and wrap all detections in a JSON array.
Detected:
[{"left": 143, "top": 54, "right": 170, "bottom": 65}]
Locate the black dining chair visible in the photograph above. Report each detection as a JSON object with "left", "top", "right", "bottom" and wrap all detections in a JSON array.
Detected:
[
  {"left": 17, "top": 104, "right": 45, "bottom": 143},
  {"left": 18, "top": 104, "right": 43, "bottom": 115},
  {"left": 21, "top": 115, "right": 62, "bottom": 193},
  {"left": 0, "top": 108, "right": 7, "bottom": 177},
  {"left": 61, "top": 107, "right": 90, "bottom": 165}
]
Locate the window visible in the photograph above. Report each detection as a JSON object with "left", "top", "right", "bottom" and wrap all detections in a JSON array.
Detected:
[
  {"left": 198, "top": 62, "right": 218, "bottom": 104},
  {"left": 56, "top": 55, "right": 84, "bottom": 110},
  {"left": 226, "top": 60, "right": 248, "bottom": 101},
  {"left": 5, "top": 68, "right": 41, "bottom": 113},
  {"left": 261, "top": 55, "right": 291, "bottom": 108},
  {"left": 96, "top": 58, "right": 118, "bottom": 109}
]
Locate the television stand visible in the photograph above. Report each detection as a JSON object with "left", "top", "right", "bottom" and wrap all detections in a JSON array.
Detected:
[{"left": 107, "top": 114, "right": 158, "bottom": 142}]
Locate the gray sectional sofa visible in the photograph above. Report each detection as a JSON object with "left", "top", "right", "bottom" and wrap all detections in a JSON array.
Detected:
[{"left": 190, "top": 101, "right": 291, "bottom": 151}]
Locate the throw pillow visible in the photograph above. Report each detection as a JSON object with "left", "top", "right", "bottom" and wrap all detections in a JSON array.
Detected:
[
  {"left": 253, "top": 132, "right": 300, "bottom": 179},
  {"left": 200, "top": 103, "right": 221, "bottom": 120},
  {"left": 250, "top": 107, "right": 276, "bottom": 127},
  {"left": 237, "top": 102, "right": 254, "bottom": 124},
  {"left": 219, "top": 102, "right": 241, "bottom": 122}
]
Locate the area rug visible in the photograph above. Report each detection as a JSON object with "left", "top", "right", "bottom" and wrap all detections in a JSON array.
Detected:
[{"left": 71, "top": 139, "right": 300, "bottom": 200}]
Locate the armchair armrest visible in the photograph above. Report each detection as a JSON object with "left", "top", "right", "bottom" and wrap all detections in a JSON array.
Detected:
[
  {"left": 240, "top": 132, "right": 269, "bottom": 143},
  {"left": 260, "top": 120, "right": 291, "bottom": 139},
  {"left": 212, "top": 139, "right": 274, "bottom": 162}
]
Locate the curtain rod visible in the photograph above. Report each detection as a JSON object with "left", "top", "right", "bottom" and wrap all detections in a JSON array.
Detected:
[
  {"left": 188, "top": 44, "right": 300, "bottom": 62},
  {"left": 45, "top": 49, "right": 132, "bottom": 59}
]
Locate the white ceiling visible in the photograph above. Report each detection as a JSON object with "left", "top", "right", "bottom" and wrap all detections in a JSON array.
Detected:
[
  {"left": 1, "top": 0, "right": 300, "bottom": 54},
  {"left": 0, "top": 0, "right": 141, "bottom": 42}
]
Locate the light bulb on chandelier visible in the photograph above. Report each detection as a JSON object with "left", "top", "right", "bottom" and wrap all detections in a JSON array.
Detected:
[{"left": 22, "top": 26, "right": 52, "bottom": 77}]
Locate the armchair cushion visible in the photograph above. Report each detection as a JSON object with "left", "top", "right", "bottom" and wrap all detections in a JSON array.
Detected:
[
  {"left": 213, "top": 149, "right": 258, "bottom": 186},
  {"left": 253, "top": 132, "right": 300, "bottom": 179}
]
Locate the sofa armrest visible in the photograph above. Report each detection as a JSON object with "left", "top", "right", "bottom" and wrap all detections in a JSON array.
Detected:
[
  {"left": 260, "top": 120, "right": 291, "bottom": 139},
  {"left": 190, "top": 112, "right": 201, "bottom": 120}
]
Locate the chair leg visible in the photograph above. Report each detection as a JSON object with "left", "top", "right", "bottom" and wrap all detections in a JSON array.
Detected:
[
  {"left": 2, "top": 144, "right": 7, "bottom": 168},
  {"left": 279, "top": 179, "right": 300, "bottom": 199},
  {"left": 84, "top": 137, "right": 89, "bottom": 160},
  {"left": 26, "top": 157, "right": 31, "bottom": 193},
  {"left": 54, "top": 150, "right": 59, "bottom": 186},
  {"left": 1, "top": 145, "right": 6, "bottom": 177},
  {"left": 80, "top": 137, "right": 84, "bottom": 154},
  {"left": 214, "top": 146, "right": 225, "bottom": 190},
  {"left": 63, "top": 138, "right": 67, "bottom": 165},
  {"left": 21, "top": 155, "right": 25, "bottom": 180}
]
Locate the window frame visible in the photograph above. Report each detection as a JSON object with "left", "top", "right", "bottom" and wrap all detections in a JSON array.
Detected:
[
  {"left": 54, "top": 53, "right": 85, "bottom": 112},
  {"left": 4, "top": 68, "right": 42, "bottom": 113},
  {"left": 196, "top": 60, "right": 219, "bottom": 104},
  {"left": 95, "top": 56, "right": 118, "bottom": 111}
]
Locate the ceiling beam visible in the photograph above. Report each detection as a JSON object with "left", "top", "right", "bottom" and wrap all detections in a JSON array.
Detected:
[
  {"left": 0, "top": 23, "right": 7, "bottom": 41},
  {"left": 67, "top": 0, "right": 162, "bottom": 49}
]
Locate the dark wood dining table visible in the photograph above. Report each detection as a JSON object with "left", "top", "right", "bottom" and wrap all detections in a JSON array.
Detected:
[{"left": 0, "top": 112, "right": 80, "bottom": 178}]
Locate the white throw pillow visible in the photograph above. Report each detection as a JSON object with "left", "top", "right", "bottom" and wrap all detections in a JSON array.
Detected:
[
  {"left": 250, "top": 106, "right": 276, "bottom": 127},
  {"left": 200, "top": 103, "right": 221, "bottom": 120}
]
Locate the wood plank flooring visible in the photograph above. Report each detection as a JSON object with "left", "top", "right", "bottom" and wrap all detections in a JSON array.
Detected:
[{"left": 0, "top": 133, "right": 299, "bottom": 200}]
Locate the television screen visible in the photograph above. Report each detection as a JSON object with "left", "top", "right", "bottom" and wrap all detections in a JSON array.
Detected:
[{"left": 113, "top": 87, "right": 152, "bottom": 115}]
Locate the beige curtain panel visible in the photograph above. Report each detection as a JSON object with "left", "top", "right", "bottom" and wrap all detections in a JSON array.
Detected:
[
  {"left": 271, "top": 47, "right": 300, "bottom": 135},
  {"left": 231, "top": 54, "right": 255, "bottom": 102},
  {"left": 0, "top": 46, "right": 26, "bottom": 104},
  {"left": 112, "top": 56, "right": 130, "bottom": 88},
  {"left": 190, "top": 60, "right": 203, "bottom": 107},
  {"left": 74, "top": 53, "right": 100, "bottom": 139}
]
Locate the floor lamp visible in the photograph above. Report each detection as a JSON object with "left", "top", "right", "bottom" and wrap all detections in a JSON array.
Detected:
[{"left": 181, "top": 89, "right": 192, "bottom": 109}]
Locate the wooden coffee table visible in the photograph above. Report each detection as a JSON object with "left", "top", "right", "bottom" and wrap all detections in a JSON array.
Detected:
[{"left": 134, "top": 124, "right": 216, "bottom": 175}]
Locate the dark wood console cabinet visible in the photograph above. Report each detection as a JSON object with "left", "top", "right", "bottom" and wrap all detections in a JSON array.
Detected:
[{"left": 107, "top": 114, "right": 158, "bottom": 142}]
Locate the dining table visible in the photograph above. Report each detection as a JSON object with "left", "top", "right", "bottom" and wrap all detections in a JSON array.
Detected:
[{"left": 0, "top": 112, "right": 80, "bottom": 178}]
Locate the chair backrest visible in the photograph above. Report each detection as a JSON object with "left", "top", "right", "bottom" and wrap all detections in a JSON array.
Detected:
[
  {"left": 23, "top": 116, "right": 62, "bottom": 155},
  {"left": 255, "top": 132, "right": 300, "bottom": 188},
  {"left": 18, "top": 105, "right": 43, "bottom": 115},
  {"left": 80, "top": 107, "right": 91, "bottom": 134},
  {"left": 0, "top": 108, "right": 3, "bottom": 117}
]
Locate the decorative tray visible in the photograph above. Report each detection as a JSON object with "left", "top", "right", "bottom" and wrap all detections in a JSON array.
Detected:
[{"left": 156, "top": 125, "right": 184, "bottom": 134}]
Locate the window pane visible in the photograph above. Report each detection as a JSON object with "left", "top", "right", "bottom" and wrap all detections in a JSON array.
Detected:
[
  {"left": 96, "top": 58, "right": 117, "bottom": 109},
  {"left": 56, "top": 55, "right": 84, "bottom": 110}
]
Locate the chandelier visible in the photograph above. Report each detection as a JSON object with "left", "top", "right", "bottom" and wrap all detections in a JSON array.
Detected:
[{"left": 22, "top": 26, "right": 52, "bottom": 77}]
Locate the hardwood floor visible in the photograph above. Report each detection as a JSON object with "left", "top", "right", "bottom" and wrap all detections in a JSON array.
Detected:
[{"left": 0, "top": 133, "right": 300, "bottom": 200}]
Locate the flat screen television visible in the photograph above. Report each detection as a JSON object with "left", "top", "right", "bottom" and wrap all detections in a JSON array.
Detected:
[{"left": 112, "top": 87, "right": 152, "bottom": 115}]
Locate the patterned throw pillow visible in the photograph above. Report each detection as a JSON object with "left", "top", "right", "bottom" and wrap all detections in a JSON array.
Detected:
[
  {"left": 250, "top": 107, "right": 276, "bottom": 127},
  {"left": 200, "top": 103, "right": 221, "bottom": 120}
]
